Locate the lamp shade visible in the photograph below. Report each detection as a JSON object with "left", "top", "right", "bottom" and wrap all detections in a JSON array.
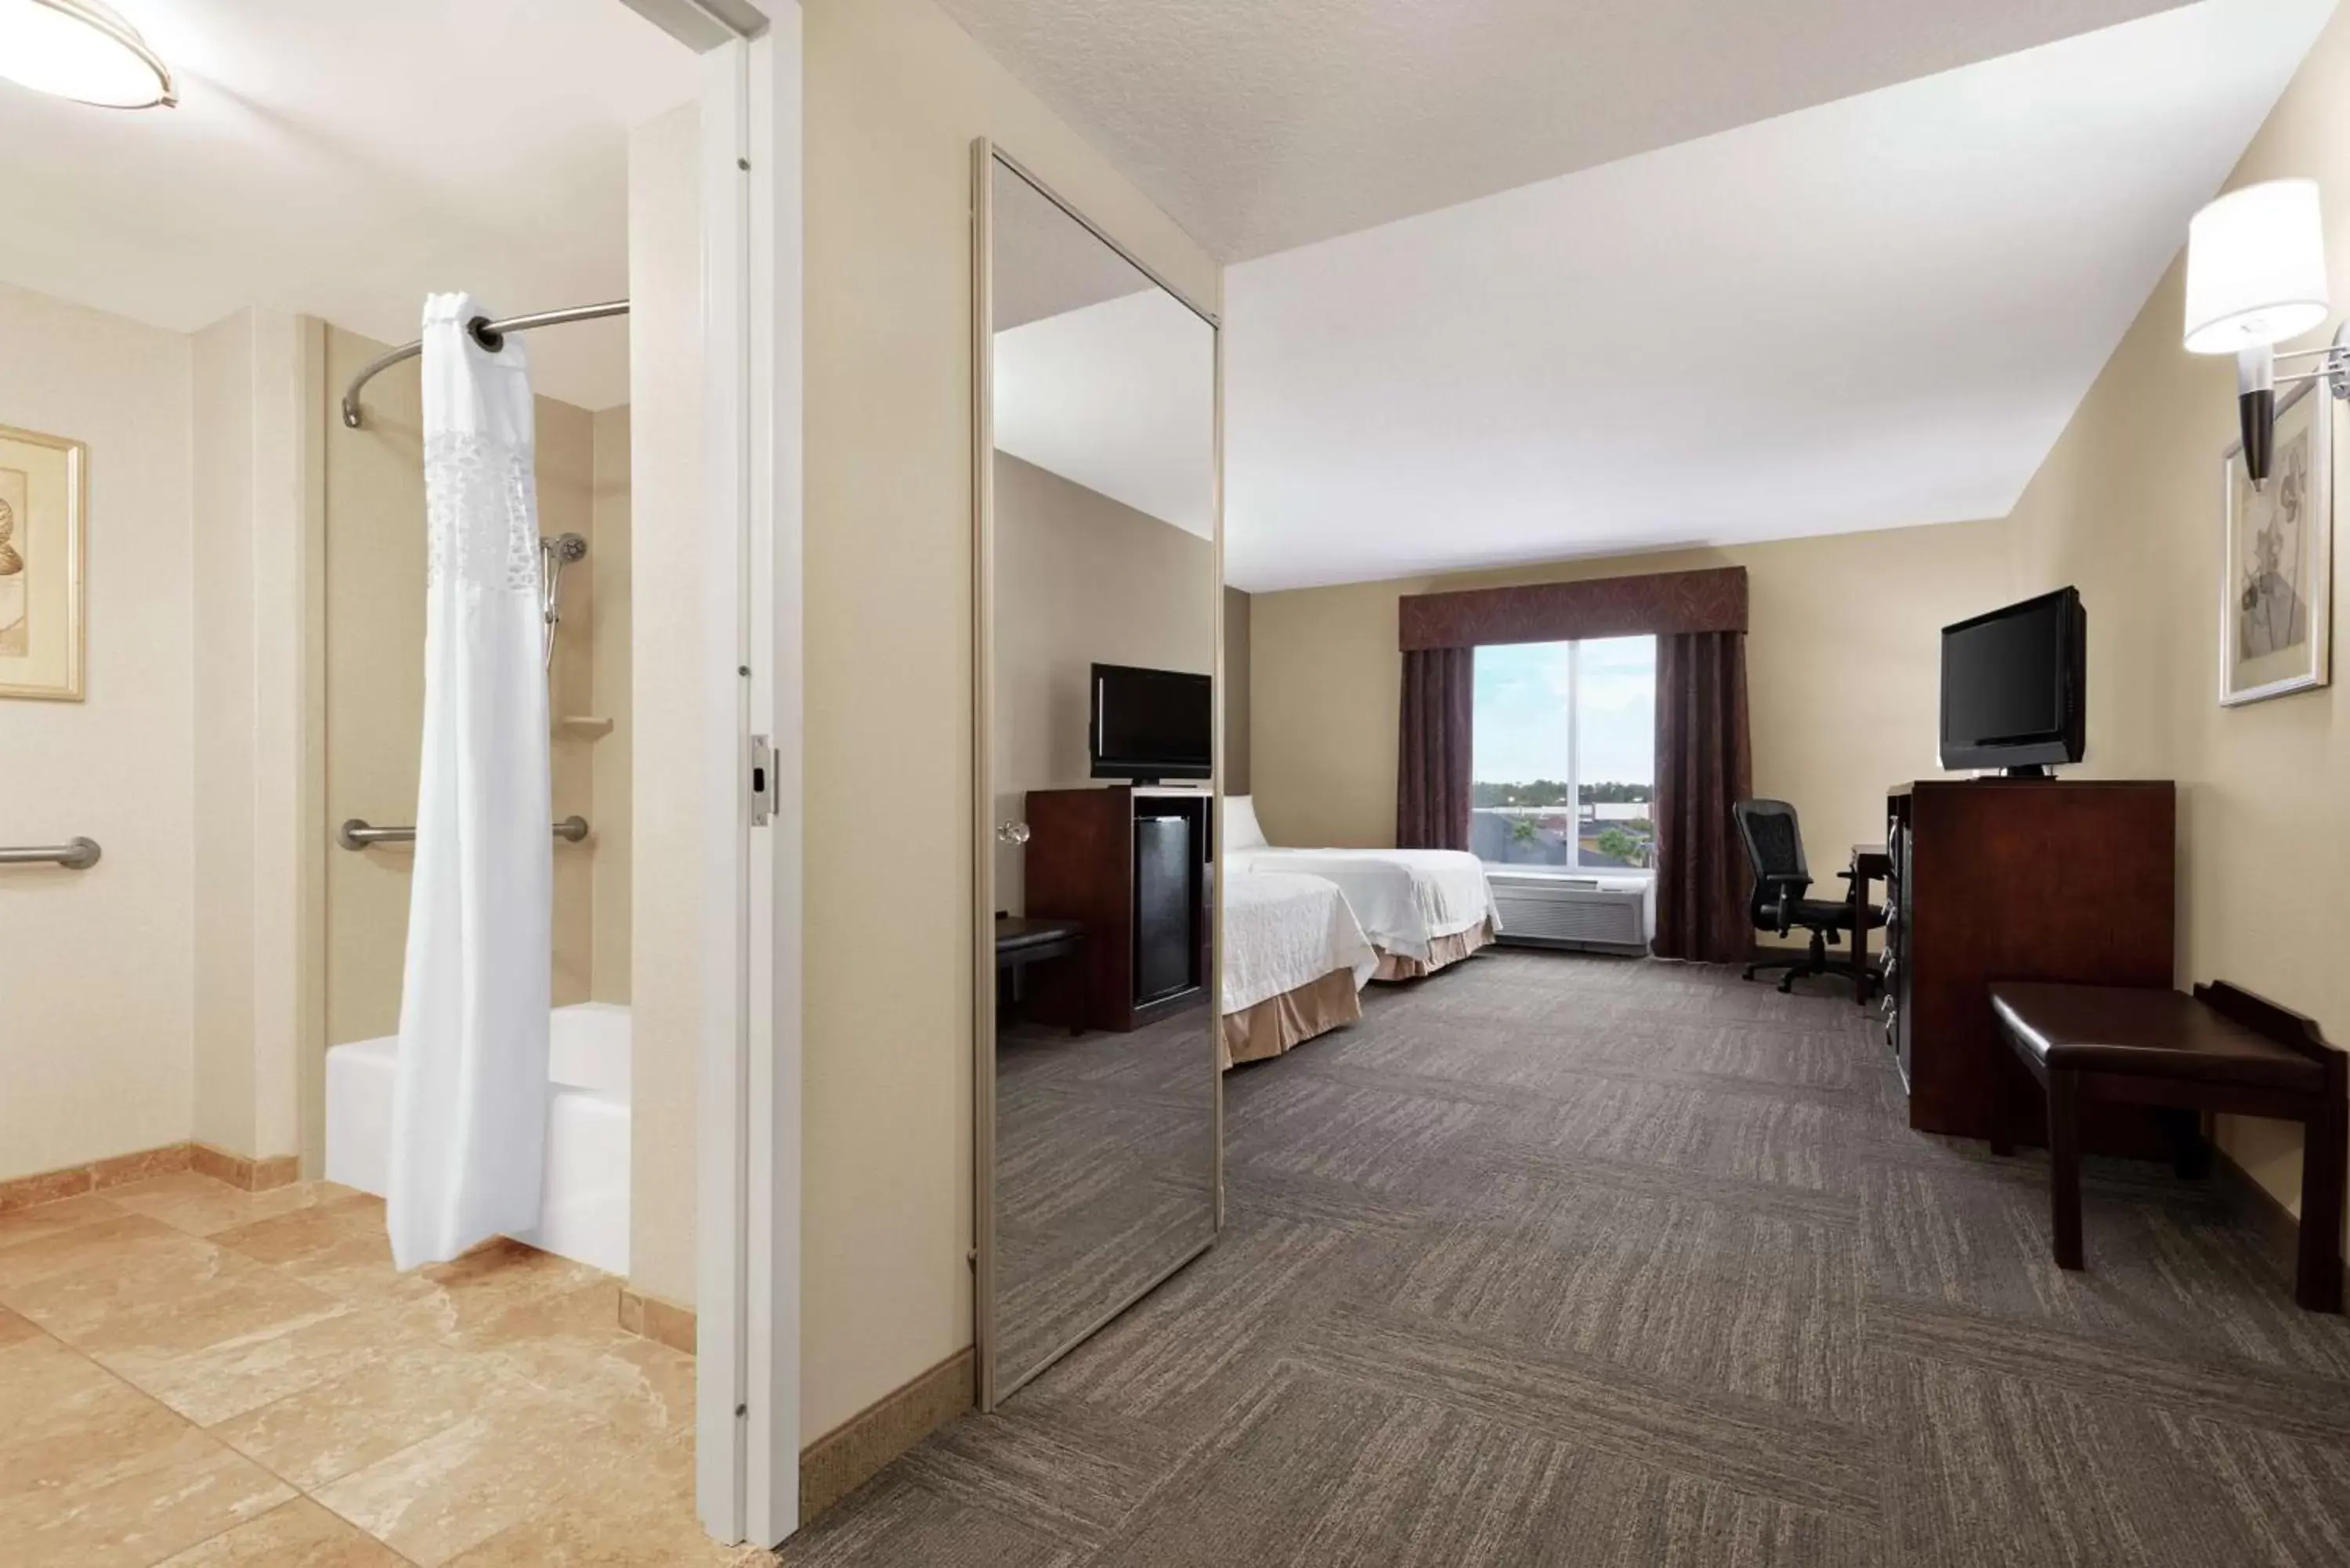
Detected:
[
  {"left": 2183, "top": 179, "right": 2328, "bottom": 355},
  {"left": 0, "top": 0, "right": 174, "bottom": 109}
]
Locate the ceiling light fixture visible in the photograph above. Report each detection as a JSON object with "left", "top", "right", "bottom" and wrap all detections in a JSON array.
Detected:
[
  {"left": 2184, "top": 178, "right": 2335, "bottom": 489},
  {"left": 0, "top": 0, "right": 175, "bottom": 109}
]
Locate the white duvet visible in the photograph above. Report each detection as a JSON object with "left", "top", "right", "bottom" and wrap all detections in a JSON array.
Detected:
[
  {"left": 1225, "top": 847, "right": 1499, "bottom": 964},
  {"left": 1222, "top": 869, "right": 1378, "bottom": 1015}
]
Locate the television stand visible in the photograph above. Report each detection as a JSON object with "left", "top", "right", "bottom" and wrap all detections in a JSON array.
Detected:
[
  {"left": 1883, "top": 779, "right": 2175, "bottom": 1154},
  {"left": 1021, "top": 786, "right": 1211, "bottom": 1031},
  {"left": 1998, "top": 764, "right": 2054, "bottom": 779}
]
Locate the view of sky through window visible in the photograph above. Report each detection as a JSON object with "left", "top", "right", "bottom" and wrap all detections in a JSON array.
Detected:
[{"left": 1472, "top": 637, "right": 1657, "bottom": 869}]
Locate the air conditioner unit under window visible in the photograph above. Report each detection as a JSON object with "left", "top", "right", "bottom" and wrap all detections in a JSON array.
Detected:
[{"left": 1488, "top": 873, "right": 1651, "bottom": 955}]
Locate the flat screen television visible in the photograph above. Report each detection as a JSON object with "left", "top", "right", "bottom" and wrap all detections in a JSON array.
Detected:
[
  {"left": 1090, "top": 663, "right": 1212, "bottom": 782},
  {"left": 1940, "top": 587, "right": 2086, "bottom": 776}
]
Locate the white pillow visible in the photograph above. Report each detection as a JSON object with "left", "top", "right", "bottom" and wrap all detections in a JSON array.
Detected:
[{"left": 1224, "top": 794, "right": 1271, "bottom": 851}]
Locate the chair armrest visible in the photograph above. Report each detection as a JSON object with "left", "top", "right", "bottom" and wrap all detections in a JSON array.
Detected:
[{"left": 1759, "top": 874, "right": 1807, "bottom": 937}]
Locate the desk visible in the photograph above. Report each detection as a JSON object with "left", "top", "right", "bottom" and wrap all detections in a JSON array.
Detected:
[{"left": 1849, "top": 844, "right": 1891, "bottom": 1004}]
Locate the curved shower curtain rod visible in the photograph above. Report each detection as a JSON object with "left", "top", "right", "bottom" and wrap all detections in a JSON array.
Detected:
[{"left": 339, "top": 299, "right": 630, "bottom": 429}]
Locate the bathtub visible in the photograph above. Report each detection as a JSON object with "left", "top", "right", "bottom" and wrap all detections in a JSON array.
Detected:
[{"left": 324, "top": 1002, "right": 631, "bottom": 1276}]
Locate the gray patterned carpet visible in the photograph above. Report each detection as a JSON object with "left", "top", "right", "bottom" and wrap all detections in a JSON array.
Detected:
[
  {"left": 995, "top": 1001, "right": 1215, "bottom": 1386},
  {"left": 783, "top": 951, "right": 2350, "bottom": 1567}
]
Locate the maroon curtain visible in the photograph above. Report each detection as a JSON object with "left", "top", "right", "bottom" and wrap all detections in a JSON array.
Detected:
[
  {"left": 1652, "top": 630, "right": 1753, "bottom": 963},
  {"left": 1397, "top": 648, "right": 1473, "bottom": 851},
  {"left": 1400, "top": 567, "right": 1747, "bottom": 650}
]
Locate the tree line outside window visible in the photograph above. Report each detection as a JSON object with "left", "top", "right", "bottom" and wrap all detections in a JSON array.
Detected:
[{"left": 1470, "top": 638, "right": 1656, "bottom": 872}]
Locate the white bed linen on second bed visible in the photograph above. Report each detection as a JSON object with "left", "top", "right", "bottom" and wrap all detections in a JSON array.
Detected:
[
  {"left": 1227, "top": 847, "right": 1498, "bottom": 963},
  {"left": 1223, "top": 869, "right": 1378, "bottom": 1015}
]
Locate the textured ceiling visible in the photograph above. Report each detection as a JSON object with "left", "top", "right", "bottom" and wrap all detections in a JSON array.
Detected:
[
  {"left": 0, "top": 0, "right": 698, "bottom": 409},
  {"left": 1221, "top": 0, "right": 2334, "bottom": 590},
  {"left": 936, "top": 0, "right": 2195, "bottom": 260}
]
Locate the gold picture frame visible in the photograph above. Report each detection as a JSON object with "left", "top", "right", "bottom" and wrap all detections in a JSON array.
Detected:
[
  {"left": 2220, "top": 380, "right": 2332, "bottom": 706},
  {"left": 0, "top": 422, "right": 87, "bottom": 702}
]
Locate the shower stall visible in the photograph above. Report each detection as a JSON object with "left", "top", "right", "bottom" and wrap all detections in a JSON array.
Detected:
[{"left": 316, "top": 310, "right": 634, "bottom": 1272}]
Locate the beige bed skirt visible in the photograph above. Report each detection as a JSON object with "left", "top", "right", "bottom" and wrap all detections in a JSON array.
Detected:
[
  {"left": 1220, "top": 967, "right": 1364, "bottom": 1069},
  {"left": 1372, "top": 916, "right": 1499, "bottom": 982}
]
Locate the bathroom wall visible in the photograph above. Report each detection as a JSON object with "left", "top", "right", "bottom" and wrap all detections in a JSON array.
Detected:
[
  {"left": 320, "top": 325, "right": 624, "bottom": 1058},
  {"left": 190, "top": 308, "right": 320, "bottom": 1169},
  {"left": 0, "top": 283, "right": 197, "bottom": 1180},
  {"left": 591, "top": 405, "right": 634, "bottom": 1003}
]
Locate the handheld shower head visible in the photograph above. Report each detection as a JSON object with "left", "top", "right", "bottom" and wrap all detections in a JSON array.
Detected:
[{"left": 540, "top": 533, "right": 589, "bottom": 669}]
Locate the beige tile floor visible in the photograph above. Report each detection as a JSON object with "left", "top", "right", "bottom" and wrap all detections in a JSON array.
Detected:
[{"left": 0, "top": 1174, "right": 774, "bottom": 1566}]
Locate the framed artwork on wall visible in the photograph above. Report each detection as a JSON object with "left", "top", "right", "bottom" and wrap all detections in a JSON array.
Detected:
[
  {"left": 0, "top": 423, "right": 86, "bottom": 703},
  {"left": 2221, "top": 379, "right": 2333, "bottom": 706}
]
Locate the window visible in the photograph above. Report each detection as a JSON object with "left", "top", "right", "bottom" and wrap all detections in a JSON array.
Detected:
[{"left": 1472, "top": 637, "right": 1657, "bottom": 873}]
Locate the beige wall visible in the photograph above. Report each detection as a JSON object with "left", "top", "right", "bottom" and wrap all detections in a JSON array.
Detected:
[
  {"left": 1249, "top": 518, "right": 2018, "bottom": 869},
  {"left": 626, "top": 101, "right": 703, "bottom": 1312},
  {"left": 190, "top": 309, "right": 318, "bottom": 1165},
  {"left": 1224, "top": 586, "right": 1251, "bottom": 793},
  {"left": 320, "top": 326, "right": 614, "bottom": 1052},
  {"left": 0, "top": 284, "right": 196, "bottom": 1180},
  {"left": 540, "top": 402, "right": 597, "bottom": 1009},
  {"left": 992, "top": 453, "right": 1217, "bottom": 913},
  {"left": 191, "top": 315, "right": 258, "bottom": 1155},
  {"left": 591, "top": 406, "right": 634, "bottom": 1003},
  {"left": 2001, "top": 3, "right": 2350, "bottom": 1228},
  {"left": 801, "top": 0, "right": 1219, "bottom": 1439}
]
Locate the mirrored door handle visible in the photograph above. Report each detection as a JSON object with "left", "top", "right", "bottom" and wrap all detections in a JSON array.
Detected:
[{"left": 996, "top": 821, "right": 1032, "bottom": 845}]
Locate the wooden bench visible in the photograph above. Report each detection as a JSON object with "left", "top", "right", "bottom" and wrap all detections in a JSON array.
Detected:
[
  {"left": 1987, "top": 980, "right": 2346, "bottom": 1312},
  {"left": 995, "top": 916, "right": 1088, "bottom": 1035}
]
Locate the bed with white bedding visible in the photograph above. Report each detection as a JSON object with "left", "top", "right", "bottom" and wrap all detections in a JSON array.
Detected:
[
  {"left": 1220, "top": 868, "right": 1378, "bottom": 1068},
  {"left": 1224, "top": 797, "right": 1501, "bottom": 981}
]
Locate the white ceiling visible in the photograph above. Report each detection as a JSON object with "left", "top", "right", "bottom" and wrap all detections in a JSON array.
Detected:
[
  {"left": 990, "top": 151, "right": 1215, "bottom": 537},
  {"left": 0, "top": 1, "right": 698, "bottom": 410},
  {"left": 995, "top": 287, "right": 1217, "bottom": 537},
  {"left": 1220, "top": 0, "right": 2334, "bottom": 591},
  {"left": 936, "top": 0, "right": 2197, "bottom": 262}
]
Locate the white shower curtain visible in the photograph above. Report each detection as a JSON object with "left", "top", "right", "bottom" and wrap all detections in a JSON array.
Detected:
[{"left": 386, "top": 294, "right": 553, "bottom": 1271}]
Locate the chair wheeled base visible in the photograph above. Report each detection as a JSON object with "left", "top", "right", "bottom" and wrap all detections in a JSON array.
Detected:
[{"left": 1742, "top": 927, "right": 1877, "bottom": 997}]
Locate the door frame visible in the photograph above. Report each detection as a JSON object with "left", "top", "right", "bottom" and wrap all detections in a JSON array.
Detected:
[{"left": 621, "top": 0, "right": 804, "bottom": 1547}]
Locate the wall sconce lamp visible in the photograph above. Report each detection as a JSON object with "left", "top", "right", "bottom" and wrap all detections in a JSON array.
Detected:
[{"left": 2184, "top": 178, "right": 2335, "bottom": 489}]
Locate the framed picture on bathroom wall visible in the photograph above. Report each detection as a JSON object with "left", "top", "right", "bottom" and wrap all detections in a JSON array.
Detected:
[
  {"left": 0, "top": 422, "right": 86, "bottom": 702},
  {"left": 2220, "top": 379, "right": 2333, "bottom": 706}
]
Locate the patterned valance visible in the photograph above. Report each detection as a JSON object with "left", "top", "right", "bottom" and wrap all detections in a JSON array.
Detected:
[{"left": 1397, "top": 566, "right": 1748, "bottom": 651}]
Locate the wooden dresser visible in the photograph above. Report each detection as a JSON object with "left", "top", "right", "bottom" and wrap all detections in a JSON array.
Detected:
[{"left": 1884, "top": 779, "right": 2175, "bottom": 1154}]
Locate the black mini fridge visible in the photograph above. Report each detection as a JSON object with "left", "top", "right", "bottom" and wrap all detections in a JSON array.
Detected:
[{"left": 1133, "top": 814, "right": 1195, "bottom": 1004}]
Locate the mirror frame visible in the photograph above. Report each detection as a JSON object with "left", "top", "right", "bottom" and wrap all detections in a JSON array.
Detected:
[{"left": 970, "top": 138, "right": 1226, "bottom": 1411}]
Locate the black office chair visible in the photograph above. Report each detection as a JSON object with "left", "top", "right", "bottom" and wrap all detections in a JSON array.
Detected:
[{"left": 1731, "top": 798, "right": 1885, "bottom": 996}]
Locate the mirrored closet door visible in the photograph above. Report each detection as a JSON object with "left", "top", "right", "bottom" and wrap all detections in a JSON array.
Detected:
[{"left": 972, "top": 143, "right": 1222, "bottom": 1407}]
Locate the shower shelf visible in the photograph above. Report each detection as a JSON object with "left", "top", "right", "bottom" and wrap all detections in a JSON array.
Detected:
[{"left": 555, "top": 716, "right": 615, "bottom": 739}]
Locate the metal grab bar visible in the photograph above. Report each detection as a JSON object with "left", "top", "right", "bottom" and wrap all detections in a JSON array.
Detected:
[
  {"left": 338, "top": 816, "right": 589, "bottom": 851},
  {"left": 0, "top": 838, "right": 102, "bottom": 869}
]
